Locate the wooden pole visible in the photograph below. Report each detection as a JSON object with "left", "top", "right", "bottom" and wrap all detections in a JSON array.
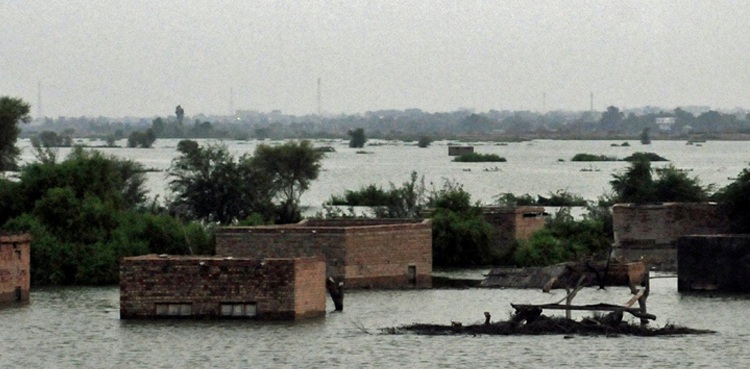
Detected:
[
  {"left": 638, "top": 271, "right": 650, "bottom": 326},
  {"left": 563, "top": 275, "right": 585, "bottom": 319}
]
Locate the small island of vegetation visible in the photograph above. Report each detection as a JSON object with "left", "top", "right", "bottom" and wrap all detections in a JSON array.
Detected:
[
  {"left": 571, "top": 152, "right": 668, "bottom": 162},
  {"left": 571, "top": 153, "right": 619, "bottom": 162},
  {"left": 453, "top": 153, "right": 507, "bottom": 162}
]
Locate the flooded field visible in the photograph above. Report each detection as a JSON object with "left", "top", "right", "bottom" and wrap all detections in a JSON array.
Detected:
[
  {"left": 1, "top": 277, "right": 749, "bottom": 368},
  {"left": 16, "top": 138, "right": 750, "bottom": 211},
  {"left": 7, "top": 138, "right": 750, "bottom": 367}
]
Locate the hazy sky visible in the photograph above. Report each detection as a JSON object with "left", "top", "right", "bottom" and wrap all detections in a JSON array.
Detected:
[{"left": 3, "top": 1, "right": 750, "bottom": 118}]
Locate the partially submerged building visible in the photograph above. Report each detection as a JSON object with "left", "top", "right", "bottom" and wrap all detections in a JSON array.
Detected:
[
  {"left": 612, "top": 203, "right": 730, "bottom": 269},
  {"left": 120, "top": 255, "right": 326, "bottom": 320},
  {"left": 216, "top": 219, "right": 432, "bottom": 289},
  {"left": 482, "top": 206, "right": 546, "bottom": 259},
  {"left": 0, "top": 233, "right": 30, "bottom": 303},
  {"left": 678, "top": 235, "right": 750, "bottom": 293},
  {"left": 448, "top": 145, "right": 474, "bottom": 156}
]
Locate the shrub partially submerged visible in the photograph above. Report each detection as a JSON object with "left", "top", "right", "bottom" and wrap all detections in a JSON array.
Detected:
[{"left": 453, "top": 153, "right": 507, "bottom": 162}]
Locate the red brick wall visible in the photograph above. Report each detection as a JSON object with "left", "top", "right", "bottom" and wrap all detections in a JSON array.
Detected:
[
  {"left": 612, "top": 203, "right": 730, "bottom": 268},
  {"left": 0, "top": 234, "right": 30, "bottom": 303},
  {"left": 343, "top": 223, "right": 432, "bottom": 288},
  {"left": 216, "top": 227, "right": 347, "bottom": 278},
  {"left": 120, "top": 255, "right": 325, "bottom": 320},
  {"left": 301, "top": 219, "right": 425, "bottom": 227},
  {"left": 215, "top": 220, "right": 433, "bottom": 289},
  {"left": 294, "top": 257, "right": 327, "bottom": 317},
  {"left": 482, "top": 207, "right": 546, "bottom": 258}
]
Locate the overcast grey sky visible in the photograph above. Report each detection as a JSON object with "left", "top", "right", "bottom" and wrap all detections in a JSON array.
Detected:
[{"left": 3, "top": 1, "right": 750, "bottom": 118}]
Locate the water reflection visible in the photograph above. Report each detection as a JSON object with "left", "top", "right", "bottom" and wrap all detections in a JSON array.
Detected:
[{"left": 1, "top": 278, "right": 749, "bottom": 368}]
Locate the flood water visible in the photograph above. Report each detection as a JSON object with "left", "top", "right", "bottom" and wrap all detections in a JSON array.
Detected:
[
  {"left": 16, "top": 138, "right": 750, "bottom": 210},
  {"left": 7, "top": 138, "right": 750, "bottom": 367},
  {"left": 1, "top": 277, "right": 749, "bottom": 368}
]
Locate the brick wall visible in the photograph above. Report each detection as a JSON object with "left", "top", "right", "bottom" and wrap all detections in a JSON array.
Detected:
[
  {"left": 215, "top": 219, "right": 432, "bottom": 289},
  {"left": 612, "top": 203, "right": 730, "bottom": 268},
  {"left": 0, "top": 233, "right": 31, "bottom": 303},
  {"left": 120, "top": 255, "right": 325, "bottom": 320},
  {"left": 343, "top": 222, "right": 432, "bottom": 288},
  {"left": 678, "top": 235, "right": 750, "bottom": 293},
  {"left": 448, "top": 146, "right": 474, "bottom": 156},
  {"left": 482, "top": 207, "right": 546, "bottom": 258},
  {"left": 216, "top": 227, "right": 347, "bottom": 278},
  {"left": 294, "top": 257, "right": 327, "bottom": 317}
]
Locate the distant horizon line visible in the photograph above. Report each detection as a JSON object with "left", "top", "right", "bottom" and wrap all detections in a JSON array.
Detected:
[{"left": 28, "top": 104, "right": 750, "bottom": 121}]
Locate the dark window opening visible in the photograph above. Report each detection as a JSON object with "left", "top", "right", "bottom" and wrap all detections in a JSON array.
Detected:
[{"left": 408, "top": 265, "right": 417, "bottom": 286}]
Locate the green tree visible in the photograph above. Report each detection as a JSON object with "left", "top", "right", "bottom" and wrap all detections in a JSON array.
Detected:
[
  {"left": 105, "top": 135, "right": 117, "bottom": 147},
  {"left": 348, "top": 128, "right": 367, "bottom": 148},
  {"left": 513, "top": 208, "right": 611, "bottom": 267},
  {"left": 251, "top": 140, "right": 325, "bottom": 223},
  {"left": 15, "top": 147, "right": 147, "bottom": 214},
  {"left": 168, "top": 140, "right": 275, "bottom": 224},
  {"left": 175, "top": 105, "right": 185, "bottom": 125},
  {"left": 0, "top": 96, "right": 31, "bottom": 172},
  {"left": 611, "top": 158, "right": 709, "bottom": 204},
  {"left": 0, "top": 148, "right": 190, "bottom": 285},
  {"left": 127, "top": 128, "right": 156, "bottom": 148},
  {"left": 599, "top": 106, "right": 624, "bottom": 132},
  {"left": 417, "top": 136, "right": 432, "bottom": 148},
  {"left": 430, "top": 186, "right": 493, "bottom": 267},
  {"left": 713, "top": 168, "right": 750, "bottom": 233},
  {"left": 151, "top": 117, "right": 166, "bottom": 137},
  {"left": 610, "top": 158, "right": 655, "bottom": 204},
  {"left": 653, "top": 165, "right": 709, "bottom": 203},
  {"left": 31, "top": 131, "right": 72, "bottom": 148},
  {"left": 326, "top": 171, "right": 426, "bottom": 218},
  {"left": 640, "top": 127, "right": 651, "bottom": 144}
]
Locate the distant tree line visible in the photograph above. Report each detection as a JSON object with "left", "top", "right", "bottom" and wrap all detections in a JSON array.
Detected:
[{"left": 20, "top": 105, "right": 750, "bottom": 143}]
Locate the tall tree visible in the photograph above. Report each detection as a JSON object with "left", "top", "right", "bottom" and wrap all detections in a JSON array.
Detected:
[
  {"left": 168, "top": 141, "right": 275, "bottom": 224},
  {"left": 348, "top": 128, "right": 367, "bottom": 148},
  {"left": 640, "top": 127, "right": 651, "bottom": 144},
  {"left": 610, "top": 159, "right": 709, "bottom": 204},
  {"left": 251, "top": 140, "right": 325, "bottom": 223},
  {"left": 599, "top": 106, "right": 624, "bottom": 132},
  {"left": 610, "top": 158, "right": 655, "bottom": 204},
  {"left": 713, "top": 168, "right": 750, "bottom": 233},
  {"left": 175, "top": 105, "right": 185, "bottom": 125},
  {"left": 0, "top": 96, "right": 31, "bottom": 172},
  {"left": 653, "top": 165, "right": 709, "bottom": 203}
]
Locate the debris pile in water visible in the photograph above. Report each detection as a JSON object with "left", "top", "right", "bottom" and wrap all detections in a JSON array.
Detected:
[{"left": 382, "top": 313, "right": 714, "bottom": 337}]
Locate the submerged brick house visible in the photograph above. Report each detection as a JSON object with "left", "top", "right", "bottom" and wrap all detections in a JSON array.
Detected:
[
  {"left": 482, "top": 207, "right": 546, "bottom": 259},
  {"left": 448, "top": 145, "right": 474, "bottom": 156},
  {"left": 612, "top": 203, "right": 730, "bottom": 269},
  {"left": 215, "top": 219, "right": 432, "bottom": 289},
  {"left": 120, "top": 255, "right": 326, "bottom": 320},
  {"left": 0, "top": 233, "right": 31, "bottom": 303}
]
